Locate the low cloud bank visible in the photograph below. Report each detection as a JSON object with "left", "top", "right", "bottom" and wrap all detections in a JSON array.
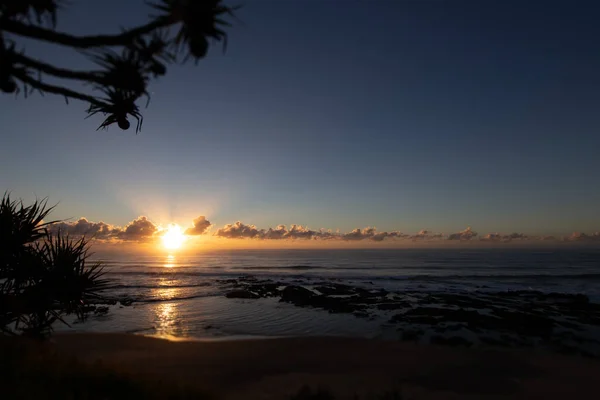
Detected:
[{"left": 47, "top": 216, "right": 598, "bottom": 245}]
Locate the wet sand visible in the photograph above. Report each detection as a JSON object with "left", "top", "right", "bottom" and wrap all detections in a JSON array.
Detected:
[{"left": 51, "top": 333, "right": 600, "bottom": 399}]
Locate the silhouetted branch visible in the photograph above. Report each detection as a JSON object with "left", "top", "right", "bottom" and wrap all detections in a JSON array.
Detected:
[
  {"left": 1, "top": 0, "right": 239, "bottom": 131},
  {"left": 14, "top": 71, "right": 105, "bottom": 106},
  {"left": 2, "top": 18, "right": 172, "bottom": 49},
  {"left": 13, "top": 53, "right": 102, "bottom": 83}
]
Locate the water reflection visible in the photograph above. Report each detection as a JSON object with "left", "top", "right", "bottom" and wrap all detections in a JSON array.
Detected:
[
  {"left": 164, "top": 254, "right": 175, "bottom": 268},
  {"left": 151, "top": 255, "right": 186, "bottom": 336}
]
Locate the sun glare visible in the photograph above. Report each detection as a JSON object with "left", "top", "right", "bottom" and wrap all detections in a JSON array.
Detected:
[{"left": 162, "top": 225, "right": 186, "bottom": 250}]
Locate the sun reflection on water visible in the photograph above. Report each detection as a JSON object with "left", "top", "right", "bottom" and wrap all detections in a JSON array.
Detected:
[
  {"left": 164, "top": 254, "right": 176, "bottom": 268},
  {"left": 151, "top": 254, "right": 185, "bottom": 336}
]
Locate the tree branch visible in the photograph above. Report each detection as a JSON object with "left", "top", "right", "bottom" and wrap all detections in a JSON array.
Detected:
[
  {"left": 2, "top": 18, "right": 172, "bottom": 48},
  {"left": 14, "top": 72, "right": 106, "bottom": 107},
  {"left": 13, "top": 53, "right": 102, "bottom": 83}
]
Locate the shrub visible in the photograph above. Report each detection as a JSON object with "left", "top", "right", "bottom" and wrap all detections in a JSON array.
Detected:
[{"left": 0, "top": 193, "right": 109, "bottom": 338}]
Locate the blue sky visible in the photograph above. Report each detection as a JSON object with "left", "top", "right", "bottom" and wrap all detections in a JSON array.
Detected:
[{"left": 1, "top": 0, "right": 600, "bottom": 237}]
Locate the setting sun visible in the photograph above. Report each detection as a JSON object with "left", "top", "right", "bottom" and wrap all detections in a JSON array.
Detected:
[{"left": 162, "top": 225, "right": 186, "bottom": 250}]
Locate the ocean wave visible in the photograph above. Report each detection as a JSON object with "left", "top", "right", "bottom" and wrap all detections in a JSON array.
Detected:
[
  {"left": 104, "top": 269, "right": 600, "bottom": 281},
  {"left": 134, "top": 293, "right": 224, "bottom": 303},
  {"left": 230, "top": 265, "right": 320, "bottom": 270},
  {"left": 106, "top": 283, "right": 212, "bottom": 290}
]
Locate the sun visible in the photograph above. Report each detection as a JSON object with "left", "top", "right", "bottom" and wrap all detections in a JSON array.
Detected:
[{"left": 162, "top": 225, "right": 186, "bottom": 250}]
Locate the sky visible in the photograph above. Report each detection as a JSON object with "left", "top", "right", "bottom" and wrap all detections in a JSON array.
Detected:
[{"left": 1, "top": 0, "right": 600, "bottom": 249}]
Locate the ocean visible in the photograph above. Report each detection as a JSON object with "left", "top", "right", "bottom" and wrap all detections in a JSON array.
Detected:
[{"left": 60, "top": 248, "right": 600, "bottom": 347}]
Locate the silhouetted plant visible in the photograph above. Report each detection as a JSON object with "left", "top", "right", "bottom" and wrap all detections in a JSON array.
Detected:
[
  {"left": 0, "top": 193, "right": 110, "bottom": 338},
  {"left": 0, "top": 0, "right": 239, "bottom": 132}
]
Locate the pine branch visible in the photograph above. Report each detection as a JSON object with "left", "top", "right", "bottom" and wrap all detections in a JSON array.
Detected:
[{"left": 2, "top": 18, "right": 172, "bottom": 48}]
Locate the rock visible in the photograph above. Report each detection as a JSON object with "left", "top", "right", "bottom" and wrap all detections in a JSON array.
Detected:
[
  {"left": 94, "top": 306, "right": 109, "bottom": 315},
  {"left": 225, "top": 290, "right": 259, "bottom": 299},
  {"left": 490, "top": 309, "right": 554, "bottom": 337},
  {"left": 353, "top": 311, "right": 370, "bottom": 318},
  {"left": 400, "top": 329, "right": 423, "bottom": 341},
  {"left": 247, "top": 283, "right": 280, "bottom": 297},
  {"left": 377, "top": 301, "right": 411, "bottom": 311},
  {"left": 480, "top": 336, "right": 510, "bottom": 347},
  {"left": 431, "top": 335, "right": 472, "bottom": 347},
  {"left": 280, "top": 285, "right": 315, "bottom": 306},
  {"left": 120, "top": 298, "right": 134, "bottom": 306},
  {"left": 314, "top": 284, "right": 355, "bottom": 296},
  {"left": 430, "top": 293, "right": 492, "bottom": 310}
]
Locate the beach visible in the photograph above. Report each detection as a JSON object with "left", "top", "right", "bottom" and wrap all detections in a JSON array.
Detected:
[{"left": 48, "top": 333, "right": 600, "bottom": 399}]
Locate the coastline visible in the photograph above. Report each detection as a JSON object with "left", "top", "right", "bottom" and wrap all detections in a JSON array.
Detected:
[{"left": 48, "top": 332, "right": 600, "bottom": 399}]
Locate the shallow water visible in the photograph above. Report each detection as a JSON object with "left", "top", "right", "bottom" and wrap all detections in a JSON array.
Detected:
[{"left": 59, "top": 248, "right": 600, "bottom": 341}]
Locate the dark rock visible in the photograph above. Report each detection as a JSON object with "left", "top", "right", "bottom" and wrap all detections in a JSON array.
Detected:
[
  {"left": 400, "top": 329, "right": 423, "bottom": 341},
  {"left": 248, "top": 283, "right": 280, "bottom": 297},
  {"left": 490, "top": 309, "right": 554, "bottom": 337},
  {"left": 120, "top": 298, "right": 134, "bottom": 306},
  {"left": 431, "top": 335, "right": 472, "bottom": 347},
  {"left": 353, "top": 311, "right": 370, "bottom": 318},
  {"left": 480, "top": 336, "right": 510, "bottom": 347},
  {"left": 280, "top": 285, "right": 316, "bottom": 306},
  {"left": 225, "top": 290, "right": 259, "bottom": 299},
  {"left": 314, "top": 284, "right": 355, "bottom": 296},
  {"left": 81, "top": 305, "right": 96, "bottom": 313},
  {"left": 430, "top": 294, "right": 492, "bottom": 310},
  {"left": 377, "top": 301, "right": 411, "bottom": 311},
  {"left": 94, "top": 306, "right": 109, "bottom": 315}
]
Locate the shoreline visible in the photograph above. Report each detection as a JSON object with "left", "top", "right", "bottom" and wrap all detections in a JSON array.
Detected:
[{"left": 48, "top": 332, "right": 600, "bottom": 399}]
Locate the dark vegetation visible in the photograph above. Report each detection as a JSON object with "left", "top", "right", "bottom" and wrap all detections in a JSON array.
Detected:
[
  {"left": 1, "top": 0, "right": 238, "bottom": 132},
  {"left": 0, "top": 194, "right": 109, "bottom": 338}
]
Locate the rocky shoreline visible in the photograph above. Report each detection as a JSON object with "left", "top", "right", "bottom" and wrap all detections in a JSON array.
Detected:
[{"left": 217, "top": 276, "right": 600, "bottom": 357}]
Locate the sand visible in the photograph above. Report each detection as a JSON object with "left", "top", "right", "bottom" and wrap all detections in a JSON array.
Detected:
[{"left": 51, "top": 333, "right": 600, "bottom": 399}]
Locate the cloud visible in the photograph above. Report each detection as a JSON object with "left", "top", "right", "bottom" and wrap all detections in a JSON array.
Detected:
[
  {"left": 567, "top": 232, "right": 600, "bottom": 242},
  {"left": 45, "top": 215, "right": 600, "bottom": 246},
  {"left": 185, "top": 216, "right": 212, "bottom": 235},
  {"left": 285, "top": 224, "right": 317, "bottom": 240},
  {"left": 447, "top": 227, "right": 478, "bottom": 240},
  {"left": 342, "top": 227, "right": 376, "bottom": 241},
  {"left": 47, "top": 217, "right": 116, "bottom": 239},
  {"left": 481, "top": 232, "right": 529, "bottom": 242},
  {"left": 116, "top": 216, "right": 158, "bottom": 241},
  {"left": 263, "top": 225, "right": 287, "bottom": 240},
  {"left": 214, "top": 221, "right": 263, "bottom": 239},
  {"left": 213, "top": 223, "right": 408, "bottom": 242},
  {"left": 409, "top": 229, "right": 442, "bottom": 240}
]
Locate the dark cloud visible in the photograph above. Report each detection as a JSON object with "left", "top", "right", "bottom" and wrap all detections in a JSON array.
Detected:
[
  {"left": 185, "top": 216, "right": 212, "bottom": 235},
  {"left": 447, "top": 227, "right": 478, "bottom": 240},
  {"left": 116, "top": 216, "right": 158, "bottom": 241}
]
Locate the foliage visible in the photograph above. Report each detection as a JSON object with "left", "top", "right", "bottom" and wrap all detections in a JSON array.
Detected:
[
  {"left": 0, "top": 193, "right": 110, "bottom": 338},
  {"left": 0, "top": 0, "right": 239, "bottom": 132}
]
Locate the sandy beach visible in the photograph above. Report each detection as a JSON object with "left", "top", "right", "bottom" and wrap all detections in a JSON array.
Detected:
[{"left": 48, "top": 333, "right": 600, "bottom": 399}]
